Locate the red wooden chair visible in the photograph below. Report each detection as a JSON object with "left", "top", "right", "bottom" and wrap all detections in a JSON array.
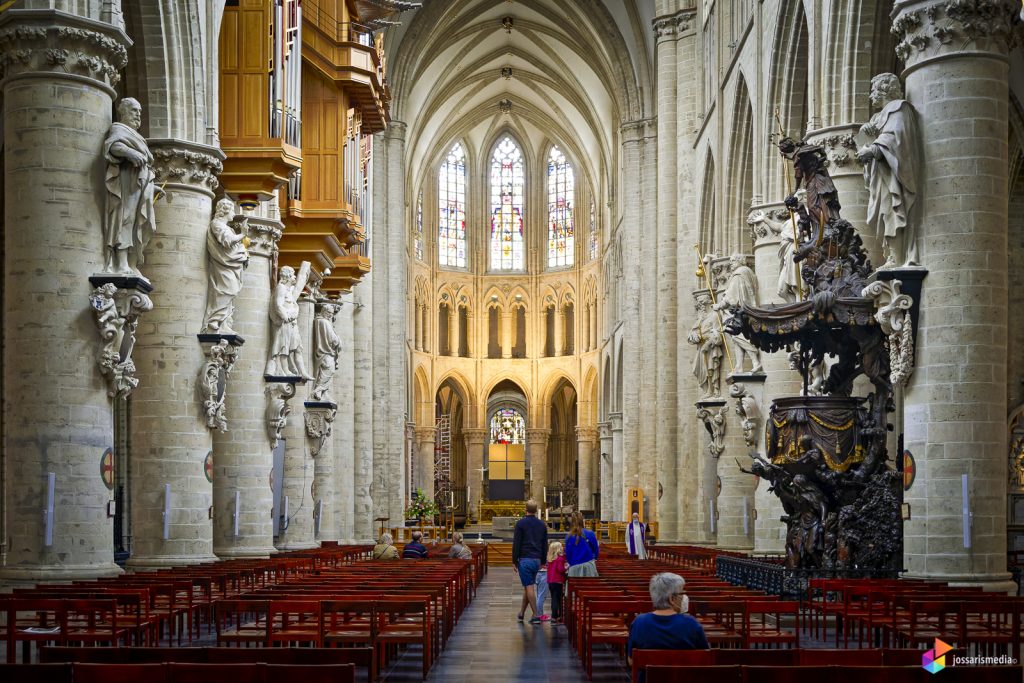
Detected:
[
  {"left": 73, "top": 663, "right": 167, "bottom": 683},
  {"left": 376, "top": 598, "right": 433, "bottom": 681},
  {"left": 630, "top": 649, "right": 712, "bottom": 683},
  {"left": 741, "top": 666, "right": 832, "bottom": 683},
  {"left": 880, "top": 648, "right": 924, "bottom": 666},
  {"left": 40, "top": 646, "right": 127, "bottom": 663},
  {"left": 712, "top": 649, "right": 797, "bottom": 665},
  {"left": 268, "top": 599, "right": 322, "bottom": 647},
  {"left": 690, "top": 600, "right": 745, "bottom": 648},
  {"left": 644, "top": 664, "right": 742, "bottom": 683},
  {"left": 743, "top": 601, "right": 800, "bottom": 649},
  {"left": 0, "top": 663, "right": 73, "bottom": 683},
  {"left": 165, "top": 663, "right": 262, "bottom": 683},
  {"left": 213, "top": 600, "right": 270, "bottom": 647},
  {"left": 63, "top": 600, "right": 127, "bottom": 648},
  {"left": 891, "top": 599, "right": 961, "bottom": 649},
  {"left": 584, "top": 599, "right": 647, "bottom": 679},
  {"left": 129, "top": 647, "right": 207, "bottom": 663},
  {"left": 320, "top": 600, "right": 378, "bottom": 681},
  {"left": 265, "top": 664, "right": 354, "bottom": 683},
  {"left": 798, "top": 648, "right": 882, "bottom": 666}
]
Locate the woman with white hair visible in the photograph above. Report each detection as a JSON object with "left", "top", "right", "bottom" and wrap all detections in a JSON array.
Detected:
[
  {"left": 448, "top": 532, "right": 472, "bottom": 560},
  {"left": 627, "top": 572, "right": 708, "bottom": 671},
  {"left": 373, "top": 532, "right": 399, "bottom": 560}
]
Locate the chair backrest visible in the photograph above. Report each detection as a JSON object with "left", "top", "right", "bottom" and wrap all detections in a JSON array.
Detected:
[
  {"left": 881, "top": 649, "right": 925, "bottom": 666},
  {"left": 0, "top": 663, "right": 73, "bottom": 683},
  {"left": 798, "top": 649, "right": 882, "bottom": 666},
  {"left": 73, "top": 663, "right": 167, "bottom": 683},
  {"left": 712, "top": 649, "right": 797, "bottom": 665},
  {"left": 265, "top": 664, "right": 354, "bottom": 683},
  {"left": 206, "top": 648, "right": 292, "bottom": 664},
  {"left": 631, "top": 650, "right": 712, "bottom": 683},
  {"left": 40, "top": 647, "right": 126, "bottom": 664},
  {"left": 645, "top": 664, "right": 742, "bottom": 683},
  {"left": 165, "top": 663, "right": 262, "bottom": 683},
  {"left": 130, "top": 648, "right": 207, "bottom": 663},
  {"left": 742, "top": 666, "right": 833, "bottom": 683}
]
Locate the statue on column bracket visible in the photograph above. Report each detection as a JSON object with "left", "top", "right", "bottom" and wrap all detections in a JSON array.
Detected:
[
  {"left": 714, "top": 253, "right": 764, "bottom": 374},
  {"left": 696, "top": 405, "right": 727, "bottom": 459},
  {"left": 688, "top": 293, "right": 724, "bottom": 399},
  {"left": 729, "top": 383, "right": 761, "bottom": 449},
  {"left": 102, "top": 98, "right": 158, "bottom": 278},
  {"left": 200, "top": 339, "right": 238, "bottom": 432},
  {"left": 202, "top": 198, "right": 249, "bottom": 334},
  {"left": 266, "top": 382, "right": 297, "bottom": 445},
  {"left": 856, "top": 73, "right": 920, "bottom": 268},
  {"left": 862, "top": 279, "right": 915, "bottom": 388},
  {"left": 304, "top": 406, "right": 337, "bottom": 458},
  {"left": 747, "top": 209, "right": 801, "bottom": 302},
  {"left": 89, "top": 282, "right": 153, "bottom": 398},
  {"left": 265, "top": 261, "right": 312, "bottom": 379},
  {"left": 310, "top": 302, "right": 341, "bottom": 402}
]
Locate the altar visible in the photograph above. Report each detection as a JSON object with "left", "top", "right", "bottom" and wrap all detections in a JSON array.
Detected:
[{"left": 479, "top": 500, "right": 524, "bottom": 523}]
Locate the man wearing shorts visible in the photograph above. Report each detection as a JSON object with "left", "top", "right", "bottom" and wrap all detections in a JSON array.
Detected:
[{"left": 512, "top": 499, "right": 548, "bottom": 624}]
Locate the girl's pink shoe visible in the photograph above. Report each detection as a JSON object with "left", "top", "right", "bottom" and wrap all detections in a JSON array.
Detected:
[{"left": 539, "top": 614, "right": 551, "bottom": 622}]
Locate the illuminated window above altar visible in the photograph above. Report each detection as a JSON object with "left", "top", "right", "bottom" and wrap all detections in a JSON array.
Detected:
[
  {"left": 439, "top": 142, "right": 467, "bottom": 268},
  {"left": 490, "top": 407, "right": 526, "bottom": 444},
  {"left": 547, "top": 145, "right": 574, "bottom": 268},
  {"left": 490, "top": 136, "right": 525, "bottom": 271}
]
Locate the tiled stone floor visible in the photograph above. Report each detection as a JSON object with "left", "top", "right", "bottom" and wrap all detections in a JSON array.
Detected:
[{"left": 381, "top": 567, "right": 629, "bottom": 682}]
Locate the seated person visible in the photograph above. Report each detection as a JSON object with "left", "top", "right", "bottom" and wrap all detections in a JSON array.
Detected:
[
  {"left": 448, "top": 532, "right": 473, "bottom": 560},
  {"left": 627, "top": 572, "right": 709, "bottom": 681},
  {"left": 373, "top": 532, "right": 399, "bottom": 560},
  {"left": 402, "top": 530, "right": 430, "bottom": 559}
]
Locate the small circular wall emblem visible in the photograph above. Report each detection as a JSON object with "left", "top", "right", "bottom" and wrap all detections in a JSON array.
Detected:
[
  {"left": 902, "top": 450, "right": 916, "bottom": 491},
  {"left": 716, "top": 476, "right": 722, "bottom": 496},
  {"left": 204, "top": 451, "right": 214, "bottom": 483},
  {"left": 100, "top": 447, "right": 114, "bottom": 490}
]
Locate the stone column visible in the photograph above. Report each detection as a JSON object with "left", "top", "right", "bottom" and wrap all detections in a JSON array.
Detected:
[
  {"left": 609, "top": 413, "right": 624, "bottom": 521},
  {"left": 414, "top": 302, "right": 422, "bottom": 351},
  {"left": 0, "top": 9, "right": 129, "bottom": 583},
  {"left": 463, "top": 429, "right": 487, "bottom": 519},
  {"left": 211, "top": 215, "right": 280, "bottom": 559},
  {"left": 332, "top": 295, "right": 355, "bottom": 542},
  {"left": 501, "top": 310, "right": 513, "bottom": 359},
  {"left": 447, "top": 305, "right": 457, "bottom": 357},
  {"left": 527, "top": 428, "right": 550, "bottom": 504},
  {"left": 749, "top": 214, "right": 800, "bottom": 553},
  {"left": 352, "top": 279, "right": 374, "bottom": 542},
  {"left": 419, "top": 304, "right": 429, "bottom": 353},
  {"left": 590, "top": 304, "right": 598, "bottom": 352},
  {"left": 598, "top": 422, "right": 612, "bottom": 520},
  {"left": 275, "top": 295, "right": 316, "bottom": 551},
  {"left": 894, "top": 0, "right": 1016, "bottom": 591},
  {"left": 128, "top": 142, "right": 223, "bottom": 569},
  {"left": 415, "top": 427, "right": 437, "bottom": 497},
  {"left": 576, "top": 427, "right": 597, "bottom": 512},
  {"left": 716, "top": 377, "right": 764, "bottom": 551},
  {"left": 554, "top": 309, "right": 565, "bottom": 357}
]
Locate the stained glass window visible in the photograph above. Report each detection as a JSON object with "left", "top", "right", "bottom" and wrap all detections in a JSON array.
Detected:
[
  {"left": 439, "top": 142, "right": 466, "bottom": 268},
  {"left": 547, "top": 146, "right": 574, "bottom": 268},
  {"left": 589, "top": 199, "right": 598, "bottom": 261},
  {"left": 490, "top": 137, "right": 525, "bottom": 270},
  {"left": 490, "top": 408, "right": 526, "bottom": 444},
  {"left": 414, "top": 189, "right": 423, "bottom": 261}
]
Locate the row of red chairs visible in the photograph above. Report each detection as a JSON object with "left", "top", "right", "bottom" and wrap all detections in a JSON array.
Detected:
[
  {"left": 644, "top": 664, "right": 1022, "bottom": 683},
  {"left": 0, "top": 662, "right": 354, "bottom": 683}
]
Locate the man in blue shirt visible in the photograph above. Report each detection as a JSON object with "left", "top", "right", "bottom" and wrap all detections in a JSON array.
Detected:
[
  {"left": 401, "top": 530, "right": 429, "bottom": 559},
  {"left": 511, "top": 500, "right": 548, "bottom": 624},
  {"left": 627, "top": 572, "right": 709, "bottom": 682}
]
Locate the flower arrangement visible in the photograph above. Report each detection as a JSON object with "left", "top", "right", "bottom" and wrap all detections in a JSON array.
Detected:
[{"left": 405, "top": 489, "right": 439, "bottom": 520}]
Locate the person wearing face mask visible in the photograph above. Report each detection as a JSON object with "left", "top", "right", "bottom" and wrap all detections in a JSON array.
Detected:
[{"left": 627, "top": 572, "right": 709, "bottom": 680}]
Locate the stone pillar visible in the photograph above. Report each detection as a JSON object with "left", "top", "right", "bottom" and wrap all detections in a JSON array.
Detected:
[
  {"left": 420, "top": 304, "right": 430, "bottom": 353},
  {"left": 609, "top": 413, "right": 624, "bottom": 521},
  {"left": 128, "top": 142, "right": 223, "bottom": 569},
  {"left": 894, "top": 0, "right": 1016, "bottom": 590},
  {"left": 413, "top": 302, "right": 422, "bottom": 351},
  {"left": 750, "top": 215, "right": 800, "bottom": 553},
  {"left": 696, "top": 398, "right": 727, "bottom": 544},
  {"left": 465, "top": 311, "right": 475, "bottom": 357},
  {"left": 598, "top": 422, "right": 612, "bottom": 520},
  {"left": 716, "top": 377, "right": 764, "bottom": 551},
  {"left": 590, "top": 303, "right": 598, "bottom": 352},
  {"left": 527, "top": 428, "right": 550, "bottom": 504},
  {"left": 554, "top": 309, "right": 565, "bottom": 357},
  {"left": 463, "top": 429, "right": 487, "bottom": 519},
  {"left": 415, "top": 427, "right": 437, "bottom": 497},
  {"left": 501, "top": 310, "right": 513, "bottom": 359},
  {"left": 0, "top": 9, "right": 129, "bottom": 583},
  {"left": 275, "top": 295, "right": 316, "bottom": 552},
  {"left": 447, "top": 305, "right": 457, "bottom": 357},
  {"left": 352, "top": 279, "right": 374, "bottom": 542},
  {"left": 332, "top": 295, "right": 355, "bottom": 542},
  {"left": 211, "top": 216, "right": 280, "bottom": 559},
  {"left": 576, "top": 427, "right": 597, "bottom": 512}
]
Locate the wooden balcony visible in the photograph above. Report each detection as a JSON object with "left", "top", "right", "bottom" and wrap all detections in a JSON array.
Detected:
[{"left": 323, "top": 252, "right": 372, "bottom": 293}]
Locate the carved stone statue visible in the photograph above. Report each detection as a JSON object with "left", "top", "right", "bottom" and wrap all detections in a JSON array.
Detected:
[
  {"left": 202, "top": 198, "right": 249, "bottom": 333},
  {"left": 696, "top": 405, "right": 727, "bottom": 458},
  {"left": 714, "top": 253, "right": 763, "bottom": 373},
  {"left": 857, "top": 73, "right": 920, "bottom": 268},
  {"left": 310, "top": 303, "right": 341, "bottom": 402},
  {"left": 103, "top": 98, "right": 157, "bottom": 277},
  {"left": 730, "top": 383, "right": 761, "bottom": 449},
  {"left": 266, "top": 261, "right": 312, "bottom": 379},
  {"left": 748, "top": 209, "right": 801, "bottom": 302},
  {"left": 89, "top": 281, "right": 153, "bottom": 398},
  {"left": 688, "top": 293, "right": 724, "bottom": 399}
]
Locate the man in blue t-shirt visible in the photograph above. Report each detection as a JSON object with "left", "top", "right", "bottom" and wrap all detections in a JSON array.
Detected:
[
  {"left": 627, "top": 572, "right": 709, "bottom": 683},
  {"left": 401, "top": 530, "right": 429, "bottom": 559},
  {"left": 511, "top": 500, "right": 548, "bottom": 624}
]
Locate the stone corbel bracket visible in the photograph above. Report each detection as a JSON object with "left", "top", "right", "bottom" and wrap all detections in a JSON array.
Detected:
[
  {"left": 265, "top": 378, "right": 300, "bottom": 446},
  {"left": 862, "top": 279, "right": 915, "bottom": 387},
  {"left": 728, "top": 382, "right": 762, "bottom": 450},
  {"left": 88, "top": 276, "right": 154, "bottom": 398},
  {"left": 696, "top": 401, "right": 728, "bottom": 459},
  {"left": 197, "top": 334, "right": 245, "bottom": 432},
  {"left": 304, "top": 401, "right": 338, "bottom": 457}
]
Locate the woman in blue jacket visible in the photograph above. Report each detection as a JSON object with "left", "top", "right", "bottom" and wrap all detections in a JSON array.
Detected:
[{"left": 565, "top": 512, "right": 599, "bottom": 577}]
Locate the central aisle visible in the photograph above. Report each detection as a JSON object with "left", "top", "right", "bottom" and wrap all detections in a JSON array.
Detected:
[{"left": 381, "top": 565, "right": 629, "bottom": 682}]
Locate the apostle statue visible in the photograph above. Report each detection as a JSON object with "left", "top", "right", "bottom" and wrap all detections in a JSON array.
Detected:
[
  {"left": 626, "top": 512, "right": 648, "bottom": 560},
  {"left": 266, "top": 261, "right": 312, "bottom": 379},
  {"left": 688, "top": 293, "right": 724, "bottom": 399},
  {"left": 857, "top": 73, "right": 920, "bottom": 268},
  {"left": 310, "top": 302, "right": 342, "bottom": 402},
  {"left": 748, "top": 209, "right": 801, "bottom": 302},
  {"left": 103, "top": 98, "right": 157, "bottom": 277},
  {"left": 714, "top": 254, "right": 763, "bottom": 373},
  {"left": 202, "top": 198, "right": 249, "bottom": 333}
]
